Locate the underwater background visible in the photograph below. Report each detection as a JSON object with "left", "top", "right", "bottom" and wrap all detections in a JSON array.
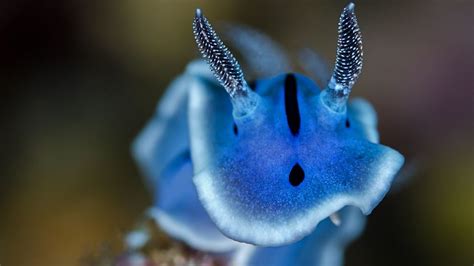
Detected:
[{"left": 0, "top": 0, "right": 472, "bottom": 265}]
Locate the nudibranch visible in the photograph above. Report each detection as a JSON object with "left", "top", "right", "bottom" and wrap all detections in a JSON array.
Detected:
[{"left": 133, "top": 2, "right": 404, "bottom": 253}]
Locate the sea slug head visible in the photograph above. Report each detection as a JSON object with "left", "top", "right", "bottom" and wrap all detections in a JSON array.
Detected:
[{"left": 190, "top": 3, "right": 404, "bottom": 246}]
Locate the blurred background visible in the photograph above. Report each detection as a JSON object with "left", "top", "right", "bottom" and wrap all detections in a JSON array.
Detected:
[{"left": 0, "top": 0, "right": 472, "bottom": 265}]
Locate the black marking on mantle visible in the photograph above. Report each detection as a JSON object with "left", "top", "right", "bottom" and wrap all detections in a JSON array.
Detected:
[{"left": 284, "top": 74, "right": 301, "bottom": 136}]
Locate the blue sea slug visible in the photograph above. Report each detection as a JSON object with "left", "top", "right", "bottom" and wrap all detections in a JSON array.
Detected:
[{"left": 132, "top": 2, "right": 404, "bottom": 259}]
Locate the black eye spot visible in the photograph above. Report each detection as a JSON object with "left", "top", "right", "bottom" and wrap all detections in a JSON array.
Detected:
[
  {"left": 233, "top": 122, "right": 238, "bottom": 135},
  {"left": 345, "top": 119, "right": 351, "bottom": 128},
  {"left": 289, "top": 163, "right": 305, "bottom": 187}
]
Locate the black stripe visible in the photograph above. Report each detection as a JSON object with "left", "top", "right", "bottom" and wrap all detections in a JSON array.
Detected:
[{"left": 284, "top": 74, "right": 301, "bottom": 136}]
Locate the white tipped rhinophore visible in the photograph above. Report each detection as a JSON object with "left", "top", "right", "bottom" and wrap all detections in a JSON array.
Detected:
[
  {"left": 193, "top": 8, "right": 259, "bottom": 117},
  {"left": 323, "top": 2, "right": 363, "bottom": 112}
]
